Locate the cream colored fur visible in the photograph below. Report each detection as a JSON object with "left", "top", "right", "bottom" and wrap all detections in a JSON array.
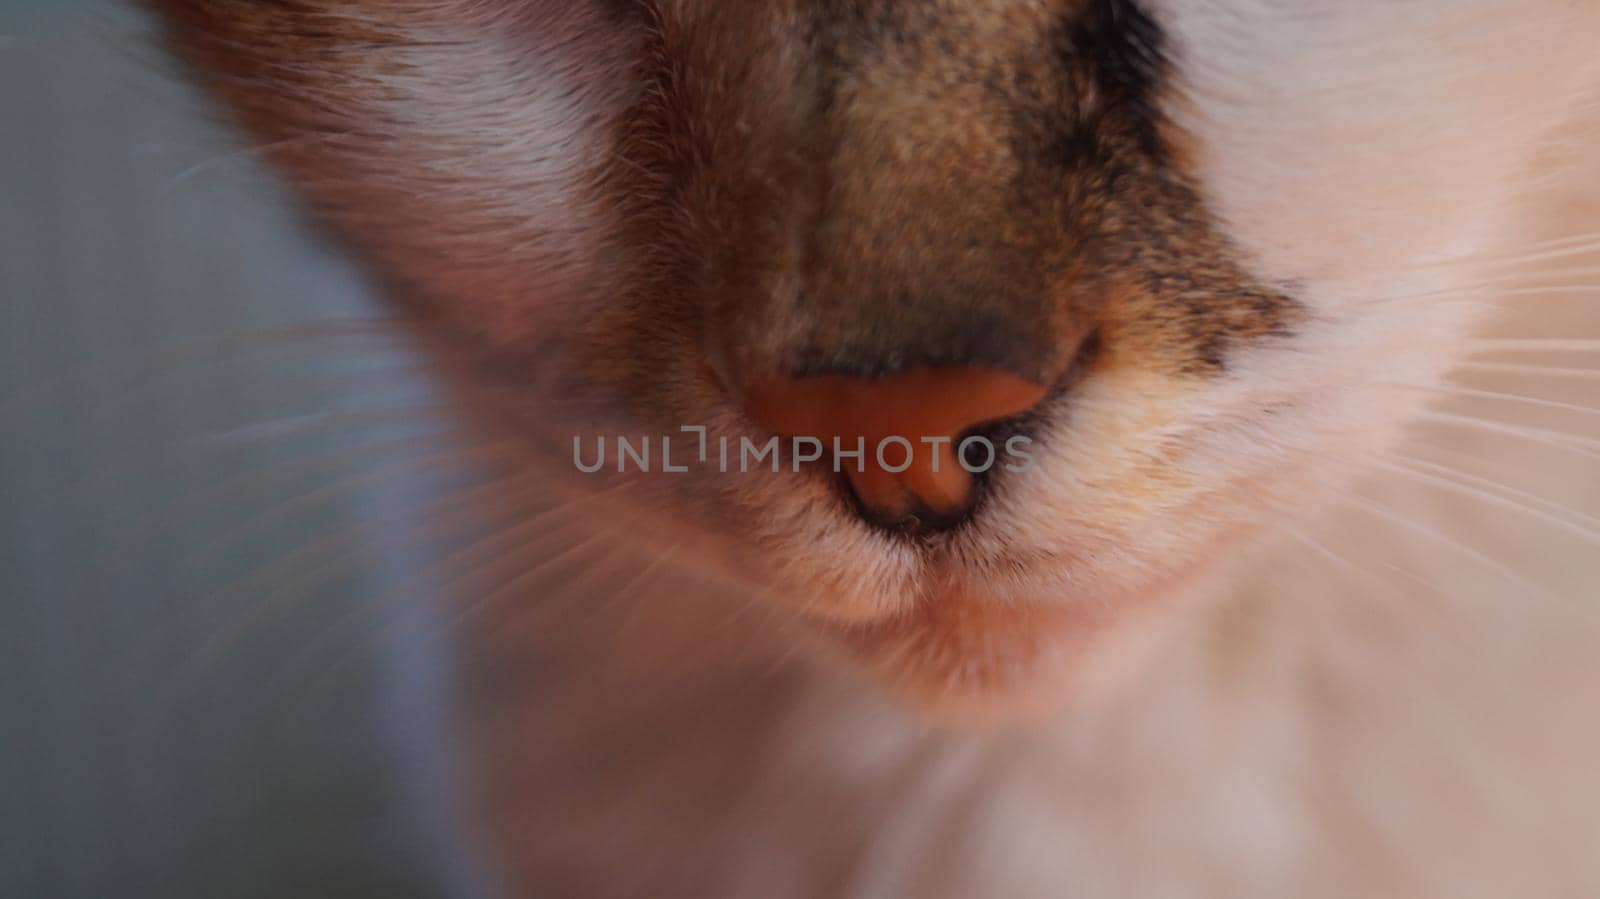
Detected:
[
  {"left": 436, "top": 138, "right": 1600, "bottom": 898},
  {"left": 429, "top": 7, "right": 1600, "bottom": 897},
  {"left": 178, "top": 2, "right": 1600, "bottom": 895}
]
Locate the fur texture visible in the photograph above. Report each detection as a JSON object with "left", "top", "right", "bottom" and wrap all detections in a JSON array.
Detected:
[{"left": 153, "top": 2, "right": 1600, "bottom": 896}]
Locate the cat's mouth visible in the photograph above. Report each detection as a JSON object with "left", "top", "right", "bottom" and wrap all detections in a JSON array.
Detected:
[
  {"left": 810, "top": 578, "right": 1164, "bottom": 721},
  {"left": 787, "top": 515, "right": 1245, "bottom": 719}
]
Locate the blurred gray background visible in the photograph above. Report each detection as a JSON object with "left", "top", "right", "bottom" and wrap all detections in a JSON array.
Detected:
[{"left": 3, "top": 3, "right": 460, "bottom": 896}]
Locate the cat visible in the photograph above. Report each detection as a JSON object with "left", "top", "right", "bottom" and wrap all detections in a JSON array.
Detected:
[{"left": 152, "top": 2, "right": 1600, "bottom": 896}]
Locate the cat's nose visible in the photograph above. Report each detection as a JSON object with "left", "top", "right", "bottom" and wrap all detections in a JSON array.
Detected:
[{"left": 745, "top": 368, "right": 1049, "bottom": 533}]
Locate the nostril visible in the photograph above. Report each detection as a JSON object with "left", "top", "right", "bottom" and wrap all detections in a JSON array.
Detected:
[
  {"left": 837, "top": 456, "right": 979, "bottom": 536},
  {"left": 959, "top": 434, "right": 995, "bottom": 472}
]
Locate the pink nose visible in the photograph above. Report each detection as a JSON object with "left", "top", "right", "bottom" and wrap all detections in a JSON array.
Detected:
[{"left": 744, "top": 367, "right": 1049, "bottom": 529}]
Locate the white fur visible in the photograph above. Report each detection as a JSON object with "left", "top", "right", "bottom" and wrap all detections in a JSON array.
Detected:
[
  {"left": 283, "top": 2, "right": 637, "bottom": 345},
  {"left": 434, "top": 6, "right": 1600, "bottom": 898},
  {"left": 208, "top": 1, "right": 1600, "bottom": 895}
]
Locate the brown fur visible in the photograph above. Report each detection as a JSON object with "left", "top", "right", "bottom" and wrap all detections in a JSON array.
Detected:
[
  {"left": 143, "top": 3, "right": 1600, "bottom": 896},
  {"left": 153, "top": 1, "right": 1297, "bottom": 413},
  {"left": 596, "top": 0, "right": 1300, "bottom": 409},
  {"left": 148, "top": 0, "right": 1312, "bottom": 725}
]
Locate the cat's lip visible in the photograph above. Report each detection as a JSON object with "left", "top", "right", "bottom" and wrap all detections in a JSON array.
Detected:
[
  {"left": 817, "top": 585, "right": 1136, "bottom": 721},
  {"left": 812, "top": 537, "right": 1238, "bottom": 720}
]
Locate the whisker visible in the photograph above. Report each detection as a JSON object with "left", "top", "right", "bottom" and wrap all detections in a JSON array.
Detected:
[
  {"left": 255, "top": 477, "right": 597, "bottom": 718},
  {"left": 134, "top": 503, "right": 560, "bottom": 759},
  {"left": 594, "top": 544, "right": 687, "bottom": 665},
  {"left": 1383, "top": 381, "right": 1600, "bottom": 419},
  {"left": 1283, "top": 524, "right": 1413, "bottom": 601},
  {"left": 184, "top": 440, "right": 530, "bottom": 601},
  {"left": 1475, "top": 241, "right": 1600, "bottom": 271},
  {"left": 85, "top": 360, "right": 437, "bottom": 444},
  {"left": 1413, "top": 232, "right": 1600, "bottom": 273},
  {"left": 1464, "top": 338, "right": 1600, "bottom": 354},
  {"left": 1480, "top": 285, "right": 1600, "bottom": 299},
  {"left": 1469, "top": 265, "right": 1600, "bottom": 287},
  {"left": 424, "top": 480, "right": 642, "bottom": 614},
  {"left": 203, "top": 403, "right": 436, "bottom": 447},
  {"left": 273, "top": 536, "right": 680, "bottom": 732},
  {"left": 438, "top": 527, "right": 620, "bottom": 649},
  {"left": 1383, "top": 283, "right": 1600, "bottom": 307},
  {"left": 140, "top": 446, "right": 531, "bottom": 722},
  {"left": 1376, "top": 453, "right": 1600, "bottom": 549},
  {"left": 164, "top": 132, "right": 353, "bottom": 192},
  {"left": 472, "top": 521, "right": 624, "bottom": 608},
  {"left": 1335, "top": 493, "right": 1533, "bottom": 588},
  {"left": 1414, "top": 410, "right": 1600, "bottom": 461},
  {"left": 134, "top": 437, "right": 519, "bottom": 650},
  {"left": 77, "top": 409, "right": 467, "bottom": 597},
  {"left": 73, "top": 398, "right": 453, "bottom": 506},
  {"left": 284, "top": 473, "right": 678, "bottom": 697},
  {"left": 1452, "top": 361, "right": 1600, "bottom": 381},
  {"left": 1, "top": 318, "right": 412, "bottom": 415},
  {"left": 1271, "top": 522, "right": 1509, "bottom": 666},
  {"left": 243, "top": 467, "right": 558, "bottom": 608}
]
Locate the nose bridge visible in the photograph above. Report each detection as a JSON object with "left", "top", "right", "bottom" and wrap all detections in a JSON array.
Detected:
[
  {"left": 782, "top": 49, "right": 1064, "bottom": 382},
  {"left": 787, "top": 182, "right": 1064, "bottom": 381}
]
